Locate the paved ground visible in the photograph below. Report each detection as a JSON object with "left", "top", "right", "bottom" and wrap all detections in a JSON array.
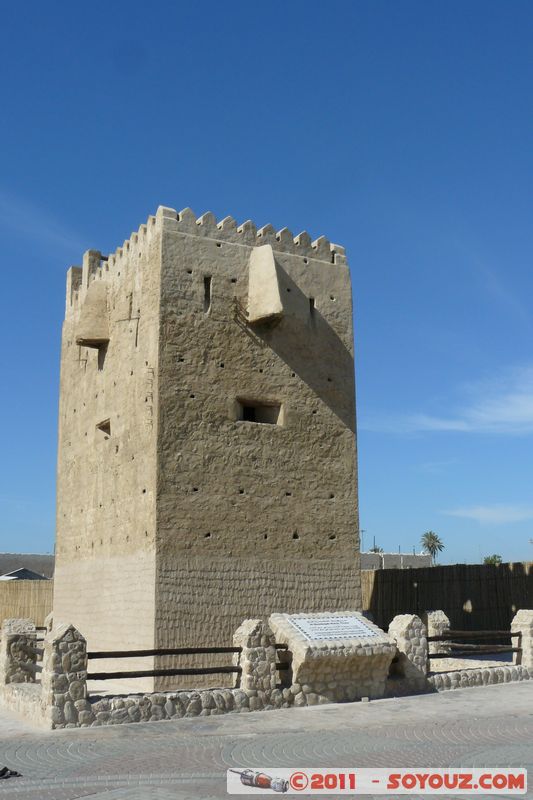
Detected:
[{"left": 0, "top": 682, "right": 531, "bottom": 799}]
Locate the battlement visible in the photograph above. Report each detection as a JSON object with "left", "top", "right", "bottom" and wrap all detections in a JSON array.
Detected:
[
  {"left": 104, "top": 205, "right": 346, "bottom": 269},
  {"left": 154, "top": 206, "right": 347, "bottom": 266},
  {"left": 65, "top": 205, "right": 348, "bottom": 316}
]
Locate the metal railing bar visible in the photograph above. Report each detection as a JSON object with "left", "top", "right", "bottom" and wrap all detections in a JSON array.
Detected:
[
  {"left": 87, "top": 665, "right": 242, "bottom": 680},
  {"left": 88, "top": 646, "right": 242, "bottom": 659},
  {"left": 88, "top": 662, "right": 290, "bottom": 681},
  {"left": 429, "top": 647, "right": 521, "bottom": 659},
  {"left": 428, "top": 630, "right": 521, "bottom": 641}
]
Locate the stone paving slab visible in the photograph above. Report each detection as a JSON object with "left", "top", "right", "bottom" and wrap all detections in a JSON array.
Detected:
[{"left": 0, "top": 682, "right": 532, "bottom": 799}]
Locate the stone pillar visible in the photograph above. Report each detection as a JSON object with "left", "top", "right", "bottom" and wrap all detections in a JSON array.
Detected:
[
  {"left": 511, "top": 609, "right": 533, "bottom": 670},
  {"left": 388, "top": 614, "right": 428, "bottom": 691},
  {"left": 424, "top": 610, "right": 451, "bottom": 656},
  {"left": 233, "top": 619, "right": 277, "bottom": 695},
  {"left": 41, "top": 623, "right": 94, "bottom": 729},
  {"left": 0, "top": 619, "right": 37, "bottom": 685}
]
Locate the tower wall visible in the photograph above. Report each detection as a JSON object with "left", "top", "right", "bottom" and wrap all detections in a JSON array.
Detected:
[
  {"left": 53, "top": 217, "right": 162, "bottom": 686},
  {"left": 153, "top": 209, "right": 360, "bottom": 686},
  {"left": 53, "top": 206, "right": 360, "bottom": 691}
]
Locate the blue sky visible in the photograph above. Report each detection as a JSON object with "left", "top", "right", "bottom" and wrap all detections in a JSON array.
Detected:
[{"left": 0, "top": 1, "right": 532, "bottom": 563}]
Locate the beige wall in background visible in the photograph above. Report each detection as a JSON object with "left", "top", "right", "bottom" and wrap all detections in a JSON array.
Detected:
[{"left": 0, "top": 580, "right": 53, "bottom": 627}]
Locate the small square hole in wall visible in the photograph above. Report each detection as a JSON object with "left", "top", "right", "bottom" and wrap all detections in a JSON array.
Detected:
[
  {"left": 96, "top": 419, "right": 111, "bottom": 439},
  {"left": 237, "top": 399, "right": 282, "bottom": 425}
]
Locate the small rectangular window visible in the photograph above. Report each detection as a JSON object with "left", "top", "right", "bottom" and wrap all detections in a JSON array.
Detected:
[{"left": 237, "top": 400, "right": 281, "bottom": 425}]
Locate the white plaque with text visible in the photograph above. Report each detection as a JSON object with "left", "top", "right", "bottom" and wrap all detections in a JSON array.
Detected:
[{"left": 287, "top": 615, "right": 379, "bottom": 641}]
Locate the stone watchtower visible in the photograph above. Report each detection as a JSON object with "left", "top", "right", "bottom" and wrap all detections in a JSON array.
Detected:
[{"left": 53, "top": 206, "right": 361, "bottom": 687}]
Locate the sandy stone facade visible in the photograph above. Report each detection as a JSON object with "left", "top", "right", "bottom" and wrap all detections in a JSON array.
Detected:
[{"left": 53, "top": 206, "right": 361, "bottom": 688}]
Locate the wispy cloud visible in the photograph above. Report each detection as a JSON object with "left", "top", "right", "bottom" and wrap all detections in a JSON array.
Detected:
[
  {"left": 452, "top": 235, "right": 532, "bottom": 332},
  {"left": 0, "top": 187, "right": 85, "bottom": 253},
  {"left": 442, "top": 505, "right": 533, "bottom": 525},
  {"left": 361, "top": 365, "right": 533, "bottom": 435}
]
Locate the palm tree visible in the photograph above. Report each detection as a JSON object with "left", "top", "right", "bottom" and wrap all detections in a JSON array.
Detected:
[{"left": 420, "top": 531, "right": 444, "bottom": 565}]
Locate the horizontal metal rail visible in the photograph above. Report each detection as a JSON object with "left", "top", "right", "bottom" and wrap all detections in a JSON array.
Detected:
[
  {"left": 445, "top": 643, "right": 519, "bottom": 653},
  {"left": 428, "top": 630, "right": 521, "bottom": 641},
  {"left": 88, "top": 662, "right": 290, "bottom": 681},
  {"left": 88, "top": 643, "right": 289, "bottom": 659},
  {"left": 88, "top": 665, "right": 242, "bottom": 680},
  {"left": 88, "top": 646, "right": 242, "bottom": 659},
  {"left": 430, "top": 647, "right": 520, "bottom": 659}
]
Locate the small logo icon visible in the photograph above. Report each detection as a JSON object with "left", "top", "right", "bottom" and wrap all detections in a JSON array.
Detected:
[{"left": 229, "top": 769, "right": 289, "bottom": 793}]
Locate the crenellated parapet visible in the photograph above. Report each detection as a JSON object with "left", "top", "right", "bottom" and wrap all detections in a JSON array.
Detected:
[
  {"left": 64, "top": 205, "right": 347, "bottom": 318},
  {"left": 155, "top": 206, "right": 346, "bottom": 265}
]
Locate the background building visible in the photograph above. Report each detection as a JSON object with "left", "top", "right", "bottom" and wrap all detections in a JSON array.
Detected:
[{"left": 361, "top": 552, "right": 432, "bottom": 570}]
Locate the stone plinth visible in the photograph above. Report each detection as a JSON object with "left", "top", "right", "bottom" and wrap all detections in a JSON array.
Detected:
[
  {"left": 424, "top": 610, "right": 451, "bottom": 656},
  {"left": 41, "top": 623, "right": 93, "bottom": 729},
  {"left": 269, "top": 611, "right": 395, "bottom": 705},
  {"left": 0, "top": 618, "right": 37, "bottom": 685},
  {"left": 511, "top": 609, "right": 533, "bottom": 669},
  {"left": 388, "top": 614, "right": 428, "bottom": 693},
  {"left": 233, "top": 619, "right": 277, "bottom": 696}
]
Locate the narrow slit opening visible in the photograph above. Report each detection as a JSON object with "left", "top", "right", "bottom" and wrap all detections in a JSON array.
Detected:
[{"left": 204, "top": 276, "right": 212, "bottom": 313}]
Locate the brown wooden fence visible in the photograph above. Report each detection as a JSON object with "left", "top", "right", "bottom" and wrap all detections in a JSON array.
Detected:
[{"left": 361, "top": 562, "right": 533, "bottom": 631}]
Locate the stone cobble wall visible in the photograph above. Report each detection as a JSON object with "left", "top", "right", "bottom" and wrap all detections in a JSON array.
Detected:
[
  {"left": 87, "top": 685, "right": 287, "bottom": 726},
  {"left": 429, "top": 664, "right": 530, "bottom": 691}
]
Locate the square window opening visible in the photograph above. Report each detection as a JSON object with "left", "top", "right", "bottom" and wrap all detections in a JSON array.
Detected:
[{"left": 237, "top": 399, "right": 282, "bottom": 425}]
